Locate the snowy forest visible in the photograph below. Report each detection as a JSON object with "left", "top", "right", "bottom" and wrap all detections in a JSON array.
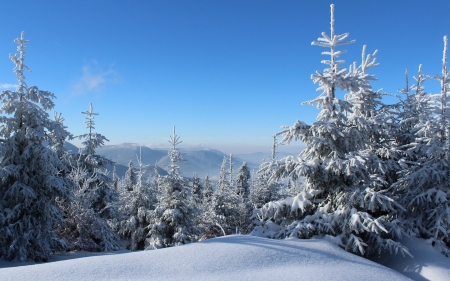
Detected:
[{"left": 0, "top": 3, "right": 449, "bottom": 265}]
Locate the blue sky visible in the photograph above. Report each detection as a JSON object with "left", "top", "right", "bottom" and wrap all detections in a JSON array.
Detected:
[{"left": 0, "top": 0, "right": 449, "bottom": 154}]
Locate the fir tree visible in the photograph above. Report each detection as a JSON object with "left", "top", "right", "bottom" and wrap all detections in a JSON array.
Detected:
[
  {"left": 254, "top": 5, "right": 409, "bottom": 257},
  {"left": 0, "top": 32, "right": 72, "bottom": 261},
  {"left": 205, "top": 155, "right": 241, "bottom": 235},
  {"left": 394, "top": 37, "right": 450, "bottom": 256},
  {"left": 236, "top": 162, "right": 251, "bottom": 198},
  {"left": 216, "top": 156, "right": 230, "bottom": 192},
  {"left": 191, "top": 172, "right": 203, "bottom": 202},
  {"left": 116, "top": 147, "right": 154, "bottom": 250},
  {"left": 125, "top": 160, "right": 137, "bottom": 191},
  {"left": 59, "top": 103, "right": 120, "bottom": 252},
  {"left": 71, "top": 103, "right": 117, "bottom": 218},
  {"left": 203, "top": 175, "right": 213, "bottom": 199},
  {"left": 147, "top": 127, "right": 199, "bottom": 249}
]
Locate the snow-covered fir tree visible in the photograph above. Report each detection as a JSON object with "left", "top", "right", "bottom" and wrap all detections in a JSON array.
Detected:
[
  {"left": 234, "top": 162, "right": 253, "bottom": 234},
  {"left": 393, "top": 37, "right": 450, "bottom": 256},
  {"left": 72, "top": 103, "right": 117, "bottom": 218},
  {"left": 204, "top": 155, "right": 241, "bottom": 236},
  {"left": 250, "top": 170, "right": 280, "bottom": 210},
  {"left": 124, "top": 160, "right": 137, "bottom": 191},
  {"left": 58, "top": 103, "right": 120, "bottom": 252},
  {"left": 116, "top": 148, "right": 154, "bottom": 250},
  {"left": 253, "top": 5, "right": 409, "bottom": 257},
  {"left": 236, "top": 162, "right": 251, "bottom": 198},
  {"left": 0, "top": 32, "right": 73, "bottom": 261},
  {"left": 57, "top": 166, "right": 120, "bottom": 252},
  {"left": 112, "top": 165, "right": 119, "bottom": 191},
  {"left": 216, "top": 156, "right": 230, "bottom": 192},
  {"left": 203, "top": 174, "right": 213, "bottom": 199},
  {"left": 147, "top": 127, "right": 199, "bottom": 249},
  {"left": 191, "top": 172, "right": 203, "bottom": 203}
]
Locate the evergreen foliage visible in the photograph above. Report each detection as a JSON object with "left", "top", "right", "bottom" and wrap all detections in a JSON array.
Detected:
[
  {"left": 125, "top": 161, "right": 137, "bottom": 191},
  {"left": 116, "top": 148, "right": 155, "bottom": 250},
  {"left": 0, "top": 32, "right": 72, "bottom": 261},
  {"left": 147, "top": 127, "right": 199, "bottom": 249},
  {"left": 58, "top": 103, "right": 120, "bottom": 252},
  {"left": 393, "top": 38, "right": 450, "bottom": 256},
  {"left": 253, "top": 5, "right": 410, "bottom": 257},
  {"left": 236, "top": 162, "right": 251, "bottom": 197}
]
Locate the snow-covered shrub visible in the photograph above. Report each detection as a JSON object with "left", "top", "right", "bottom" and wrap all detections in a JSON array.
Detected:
[{"left": 56, "top": 167, "right": 120, "bottom": 252}]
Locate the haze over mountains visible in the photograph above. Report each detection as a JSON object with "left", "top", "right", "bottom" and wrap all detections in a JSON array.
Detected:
[{"left": 64, "top": 142, "right": 295, "bottom": 179}]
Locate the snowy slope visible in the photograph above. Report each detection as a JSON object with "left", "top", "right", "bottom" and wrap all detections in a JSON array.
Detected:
[
  {"left": 0, "top": 235, "right": 410, "bottom": 281},
  {"left": 371, "top": 237, "right": 450, "bottom": 281}
]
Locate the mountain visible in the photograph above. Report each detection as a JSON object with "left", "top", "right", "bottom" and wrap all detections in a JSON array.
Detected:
[
  {"left": 157, "top": 149, "right": 229, "bottom": 179},
  {"left": 63, "top": 142, "right": 280, "bottom": 180},
  {"left": 109, "top": 163, "right": 168, "bottom": 179},
  {"left": 94, "top": 144, "right": 257, "bottom": 180},
  {"left": 96, "top": 143, "right": 167, "bottom": 166},
  {"left": 235, "top": 151, "right": 298, "bottom": 166},
  {"left": 64, "top": 141, "right": 79, "bottom": 154}
]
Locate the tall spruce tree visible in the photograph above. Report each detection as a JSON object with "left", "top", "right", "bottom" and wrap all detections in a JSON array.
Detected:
[
  {"left": 125, "top": 160, "right": 137, "bottom": 191},
  {"left": 236, "top": 162, "right": 251, "bottom": 198},
  {"left": 58, "top": 103, "right": 120, "bottom": 252},
  {"left": 394, "top": 37, "right": 450, "bottom": 256},
  {"left": 0, "top": 32, "right": 72, "bottom": 261},
  {"left": 117, "top": 147, "right": 154, "bottom": 250},
  {"left": 73, "top": 103, "right": 117, "bottom": 218},
  {"left": 254, "top": 5, "right": 409, "bottom": 257},
  {"left": 147, "top": 127, "right": 198, "bottom": 249}
]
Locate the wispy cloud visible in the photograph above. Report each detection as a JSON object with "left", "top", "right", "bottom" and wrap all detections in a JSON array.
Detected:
[
  {"left": 0, "top": 83, "right": 18, "bottom": 90},
  {"left": 70, "top": 60, "right": 119, "bottom": 96}
]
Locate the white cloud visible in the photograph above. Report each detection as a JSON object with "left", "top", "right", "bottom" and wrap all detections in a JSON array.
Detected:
[
  {"left": 70, "top": 61, "right": 118, "bottom": 96},
  {"left": 0, "top": 83, "right": 18, "bottom": 90}
]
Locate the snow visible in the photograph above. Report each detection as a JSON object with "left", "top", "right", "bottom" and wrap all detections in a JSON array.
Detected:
[
  {"left": 371, "top": 237, "right": 450, "bottom": 281},
  {"left": 0, "top": 235, "right": 411, "bottom": 281}
]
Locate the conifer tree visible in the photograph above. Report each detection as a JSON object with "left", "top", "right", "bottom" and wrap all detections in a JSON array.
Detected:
[
  {"left": 236, "top": 162, "right": 251, "bottom": 198},
  {"left": 112, "top": 165, "right": 119, "bottom": 191},
  {"left": 125, "top": 160, "right": 137, "bottom": 191},
  {"left": 59, "top": 103, "right": 120, "bottom": 252},
  {"left": 147, "top": 127, "right": 199, "bottom": 249},
  {"left": 394, "top": 37, "right": 450, "bottom": 256},
  {"left": 206, "top": 155, "right": 241, "bottom": 235},
  {"left": 0, "top": 32, "right": 72, "bottom": 261},
  {"left": 254, "top": 5, "right": 408, "bottom": 257},
  {"left": 216, "top": 156, "right": 230, "bottom": 191},
  {"left": 117, "top": 147, "right": 154, "bottom": 250},
  {"left": 191, "top": 172, "right": 203, "bottom": 202},
  {"left": 203, "top": 175, "right": 213, "bottom": 199},
  {"left": 72, "top": 103, "right": 117, "bottom": 218}
]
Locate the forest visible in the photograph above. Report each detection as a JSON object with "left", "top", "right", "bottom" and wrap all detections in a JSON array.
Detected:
[{"left": 0, "top": 4, "right": 449, "bottom": 264}]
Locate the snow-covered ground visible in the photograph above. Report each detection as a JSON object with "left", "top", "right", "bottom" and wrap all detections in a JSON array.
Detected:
[
  {"left": 371, "top": 237, "right": 450, "bottom": 281},
  {"left": 0, "top": 235, "right": 448, "bottom": 281}
]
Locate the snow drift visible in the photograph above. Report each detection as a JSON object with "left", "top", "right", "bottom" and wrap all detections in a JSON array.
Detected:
[{"left": 1, "top": 235, "right": 410, "bottom": 281}]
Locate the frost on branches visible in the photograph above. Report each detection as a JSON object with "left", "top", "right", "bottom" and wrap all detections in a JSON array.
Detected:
[
  {"left": 393, "top": 37, "right": 450, "bottom": 256},
  {"left": 0, "top": 32, "right": 72, "bottom": 261},
  {"left": 146, "top": 127, "right": 199, "bottom": 249},
  {"left": 252, "top": 5, "right": 410, "bottom": 257},
  {"left": 58, "top": 103, "right": 120, "bottom": 252}
]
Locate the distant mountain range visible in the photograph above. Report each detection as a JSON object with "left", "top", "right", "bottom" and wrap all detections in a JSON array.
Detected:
[{"left": 63, "top": 142, "right": 297, "bottom": 180}]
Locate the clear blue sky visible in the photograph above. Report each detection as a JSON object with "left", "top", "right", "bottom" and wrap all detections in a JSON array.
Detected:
[{"left": 0, "top": 0, "right": 448, "bottom": 154}]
